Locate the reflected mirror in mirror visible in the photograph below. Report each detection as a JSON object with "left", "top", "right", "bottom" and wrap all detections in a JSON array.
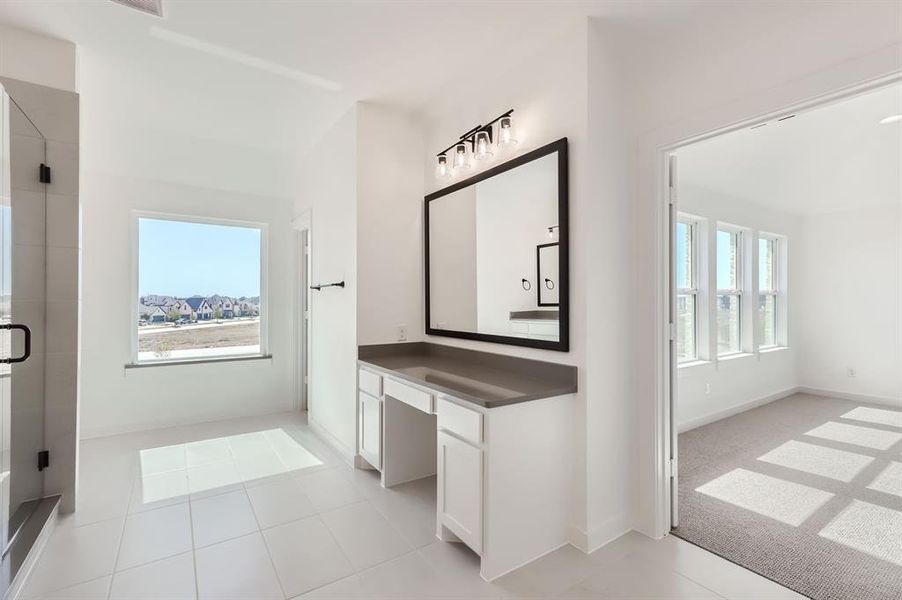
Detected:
[{"left": 426, "top": 138, "right": 568, "bottom": 351}]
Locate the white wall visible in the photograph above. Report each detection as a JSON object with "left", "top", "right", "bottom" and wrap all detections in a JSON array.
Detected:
[
  {"left": 297, "top": 107, "right": 358, "bottom": 455},
  {"left": 631, "top": 2, "right": 902, "bottom": 536},
  {"left": 79, "top": 175, "right": 296, "bottom": 438},
  {"left": 420, "top": 19, "right": 601, "bottom": 548},
  {"left": 797, "top": 205, "right": 902, "bottom": 403},
  {"left": 76, "top": 42, "right": 299, "bottom": 438},
  {"left": 0, "top": 25, "right": 77, "bottom": 93},
  {"left": 675, "top": 185, "right": 801, "bottom": 430},
  {"left": 298, "top": 103, "right": 423, "bottom": 457}
]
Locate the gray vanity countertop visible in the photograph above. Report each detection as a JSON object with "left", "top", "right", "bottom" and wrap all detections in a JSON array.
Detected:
[{"left": 357, "top": 342, "right": 578, "bottom": 408}]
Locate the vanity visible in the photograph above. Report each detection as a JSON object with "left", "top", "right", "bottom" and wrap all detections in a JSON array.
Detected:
[
  {"left": 355, "top": 137, "right": 576, "bottom": 580},
  {"left": 356, "top": 342, "right": 578, "bottom": 581}
]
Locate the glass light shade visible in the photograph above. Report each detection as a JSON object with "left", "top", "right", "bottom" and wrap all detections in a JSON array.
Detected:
[
  {"left": 498, "top": 115, "right": 518, "bottom": 146},
  {"left": 436, "top": 155, "right": 449, "bottom": 178},
  {"left": 474, "top": 130, "right": 493, "bottom": 160},
  {"left": 453, "top": 143, "right": 471, "bottom": 170}
]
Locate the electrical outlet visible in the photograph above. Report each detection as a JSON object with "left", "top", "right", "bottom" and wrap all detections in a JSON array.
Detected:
[
  {"left": 705, "top": 383, "right": 711, "bottom": 395},
  {"left": 847, "top": 368, "right": 856, "bottom": 378},
  {"left": 398, "top": 325, "right": 408, "bottom": 341}
]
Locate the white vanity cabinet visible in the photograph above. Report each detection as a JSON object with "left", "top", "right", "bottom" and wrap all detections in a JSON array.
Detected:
[
  {"left": 356, "top": 360, "right": 575, "bottom": 582},
  {"left": 437, "top": 429, "right": 483, "bottom": 552},
  {"left": 358, "top": 390, "right": 382, "bottom": 470}
]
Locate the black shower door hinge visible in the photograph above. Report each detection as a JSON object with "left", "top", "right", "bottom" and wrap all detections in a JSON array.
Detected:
[
  {"left": 37, "top": 450, "right": 50, "bottom": 471},
  {"left": 39, "top": 163, "right": 52, "bottom": 184}
]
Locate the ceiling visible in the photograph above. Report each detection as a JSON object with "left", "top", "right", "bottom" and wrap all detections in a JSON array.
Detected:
[
  {"left": 677, "top": 83, "right": 902, "bottom": 216},
  {"left": 0, "top": 1, "right": 842, "bottom": 154}
]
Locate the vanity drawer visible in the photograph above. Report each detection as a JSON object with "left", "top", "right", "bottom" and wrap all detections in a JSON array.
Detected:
[
  {"left": 384, "top": 377, "right": 434, "bottom": 414},
  {"left": 437, "top": 398, "right": 483, "bottom": 445},
  {"left": 358, "top": 368, "right": 383, "bottom": 398}
]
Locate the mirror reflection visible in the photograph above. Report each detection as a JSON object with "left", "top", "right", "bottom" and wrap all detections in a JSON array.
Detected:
[{"left": 427, "top": 146, "right": 565, "bottom": 345}]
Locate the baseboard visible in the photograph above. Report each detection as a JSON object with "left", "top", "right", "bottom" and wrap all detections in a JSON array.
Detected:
[
  {"left": 307, "top": 416, "right": 357, "bottom": 467},
  {"left": 80, "top": 404, "right": 293, "bottom": 440},
  {"left": 679, "top": 387, "right": 800, "bottom": 433},
  {"left": 569, "top": 513, "right": 633, "bottom": 554},
  {"left": 797, "top": 387, "right": 902, "bottom": 408}
]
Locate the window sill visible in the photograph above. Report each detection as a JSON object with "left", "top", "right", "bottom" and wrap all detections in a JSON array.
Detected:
[
  {"left": 125, "top": 354, "right": 272, "bottom": 369},
  {"left": 717, "top": 352, "right": 755, "bottom": 363},
  {"left": 758, "top": 346, "right": 789, "bottom": 355},
  {"left": 678, "top": 359, "right": 711, "bottom": 370}
]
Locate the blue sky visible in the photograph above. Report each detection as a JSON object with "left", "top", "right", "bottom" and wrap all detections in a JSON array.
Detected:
[
  {"left": 139, "top": 218, "right": 261, "bottom": 298},
  {"left": 676, "top": 224, "right": 738, "bottom": 290}
]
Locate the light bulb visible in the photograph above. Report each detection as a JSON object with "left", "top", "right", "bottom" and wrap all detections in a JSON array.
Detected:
[
  {"left": 453, "top": 143, "right": 471, "bottom": 170},
  {"left": 436, "top": 154, "right": 449, "bottom": 178},
  {"left": 498, "top": 115, "right": 518, "bottom": 146},
  {"left": 879, "top": 114, "right": 902, "bottom": 125},
  {"left": 474, "top": 130, "right": 493, "bottom": 160}
]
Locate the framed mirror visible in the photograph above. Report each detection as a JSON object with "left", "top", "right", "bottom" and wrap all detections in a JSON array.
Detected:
[{"left": 425, "top": 138, "right": 569, "bottom": 351}]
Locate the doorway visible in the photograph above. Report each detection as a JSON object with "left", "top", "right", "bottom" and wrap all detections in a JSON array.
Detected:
[{"left": 664, "top": 81, "right": 902, "bottom": 599}]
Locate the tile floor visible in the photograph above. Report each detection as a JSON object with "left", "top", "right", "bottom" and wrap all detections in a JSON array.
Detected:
[{"left": 20, "top": 412, "right": 804, "bottom": 599}]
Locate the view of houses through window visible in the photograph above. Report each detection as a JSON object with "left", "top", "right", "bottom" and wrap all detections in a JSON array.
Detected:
[
  {"left": 716, "top": 228, "right": 742, "bottom": 356},
  {"left": 137, "top": 217, "right": 263, "bottom": 362}
]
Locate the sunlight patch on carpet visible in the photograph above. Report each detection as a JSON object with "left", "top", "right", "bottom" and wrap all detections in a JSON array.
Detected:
[
  {"left": 819, "top": 500, "right": 902, "bottom": 566},
  {"left": 804, "top": 421, "right": 902, "bottom": 451},
  {"left": 757, "top": 440, "right": 873, "bottom": 482},
  {"left": 695, "top": 468, "right": 833, "bottom": 526}
]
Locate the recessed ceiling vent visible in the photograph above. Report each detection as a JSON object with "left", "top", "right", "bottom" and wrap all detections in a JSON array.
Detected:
[{"left": 110, "top": 0, "right": 163, "bottom": 17}]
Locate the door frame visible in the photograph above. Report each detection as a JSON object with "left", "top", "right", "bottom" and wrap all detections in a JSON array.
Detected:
[
  {"left": 292, "top": 210, "right": 312, "bottom": 412},
  {"left": 651, "top": 70, "right": 902, "bottom": 538}
]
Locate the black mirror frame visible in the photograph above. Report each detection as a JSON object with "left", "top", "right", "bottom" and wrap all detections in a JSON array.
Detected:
[
  {"left": 424, "top": 137, "right": 569, "bottom": 352},
  {"left": 536, "top": 242, "right": 559, "bottom": 307}
]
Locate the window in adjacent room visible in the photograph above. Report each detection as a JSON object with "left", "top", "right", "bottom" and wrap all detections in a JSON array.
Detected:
[
  {"left": 134, "top": 215, "right": 265, "bottom": 363},
  {"left": 716, "top": 227, "right": 742, "bottom": 356},
  {"left": 675, "top": 217, "right": 698, "bottom": 363},
  {"left": 758, "top": 235, "right": 779, "bottom": 349}
]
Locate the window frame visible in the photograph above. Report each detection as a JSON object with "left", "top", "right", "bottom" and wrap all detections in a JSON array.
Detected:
[
  {"left": 676, "top": 215, "right": 700, "bottom": 364},
  {"left": 757, "top": 232, "right": 781, "bottom": 351},
  {"left": 129, "top": 211, "right": 270, "bottom": 366},
  {"left": 715, "top": 224, "right": 744, "bottom": 358}
]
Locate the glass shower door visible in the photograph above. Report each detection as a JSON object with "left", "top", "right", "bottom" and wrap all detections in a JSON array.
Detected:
[{"left": 0, "top": 84, "right": 46, "bottom": 555}]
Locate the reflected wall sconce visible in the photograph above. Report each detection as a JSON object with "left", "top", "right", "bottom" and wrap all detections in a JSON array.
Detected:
[
  {"left": 435, "top": 109, "right": 516, "bottom": 178},
  {"left": 547, "top": 225, "right": 559, "bottom": 241}
]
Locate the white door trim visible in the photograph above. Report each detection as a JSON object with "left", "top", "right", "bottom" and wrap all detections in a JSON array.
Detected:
[{"left": 646, "top": 55, "right": 902, "bottom": 539}]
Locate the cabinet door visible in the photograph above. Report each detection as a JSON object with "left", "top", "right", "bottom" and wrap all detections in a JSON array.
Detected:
[
  {"left": 437, "top": 431, "right": 483, "bottom": 553},
  {"left": 359, "top": 391, "right": 382, "bottom": 470}
]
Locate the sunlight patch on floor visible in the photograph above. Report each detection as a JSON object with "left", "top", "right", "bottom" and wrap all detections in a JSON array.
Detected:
[
  {"left": 695, "top": 468, "right": 833, "bottom": 526},
  {"left": 138, "top": 428, "right": 322, "bottom": 504},
  {"left": 804, "top": 421, "right": 902, "bottom": 451},
  {"left": 757, "top": 440, "right": 873, "bottom": 482},
  {"left": 819, "top": 500, "right": 902, "bottom": 566},
  {"left": 866, "top": 461, "right": 902, "bottom": 498},
  {"left": 841, "top": 406, "right": 902, "bottom": 429}
]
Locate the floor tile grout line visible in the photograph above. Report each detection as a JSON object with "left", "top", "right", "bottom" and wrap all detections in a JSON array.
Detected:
[
  {"left": 187, "top": 486, "right": 201, "bottom": 600},
  {"left": 106, "top": 456, "right": 139, "bottom": 600},
  {"left": 246, "top": 485, "right": 290, "bottom": 599}
]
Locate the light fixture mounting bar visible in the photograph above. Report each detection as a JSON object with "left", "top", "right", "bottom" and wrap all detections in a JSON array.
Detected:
[{"left": 435, "top": 109, "right": 514, "bottom": 157}]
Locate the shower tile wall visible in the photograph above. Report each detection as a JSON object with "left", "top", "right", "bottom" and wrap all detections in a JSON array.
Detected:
[{"left": 2, "top": 77, "right": 79, "bottom": 513}]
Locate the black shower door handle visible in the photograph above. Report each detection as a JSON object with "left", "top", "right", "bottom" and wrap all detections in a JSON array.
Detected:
[{"left": 1, "top": 323, "right": 32, "bottom": 364}]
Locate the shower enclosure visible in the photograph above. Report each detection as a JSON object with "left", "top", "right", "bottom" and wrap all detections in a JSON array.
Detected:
[{"left": 0, "top": 83, "right": 50, "bottom": 561}]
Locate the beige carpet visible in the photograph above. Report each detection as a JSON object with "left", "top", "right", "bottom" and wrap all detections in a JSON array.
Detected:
[{"left": 674, "top": 393, "right": 902, "bottom": 600}]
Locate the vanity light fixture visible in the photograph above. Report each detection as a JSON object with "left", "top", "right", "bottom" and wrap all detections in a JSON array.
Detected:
[
  {"left": 547, "top": 225, "right": 559, "bottom": 241},
  {"left": 498, "top": 115, "right": 518, "bottom": 146},
  {"left": 436, "top": 154, "right": 449, "bottom": 177},
  {"left": 474, "top": 129, "right": 494, "bottom": 160},
  {"left": 434, "top": 109, "right": 514, "bottom": 178}
]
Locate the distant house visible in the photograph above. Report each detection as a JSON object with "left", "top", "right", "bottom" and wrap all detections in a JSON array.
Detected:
[
  {"left": 185, "top": 296, "right": 213, "bottom": 320},
  {"left": 138, "top": 303, "right": 166, "bottom": 323},
  {"left": 205, "top": 294, "right": 236, "bottom": 319},
  {"left": 238, "top": 300, "right": 259, "bottom": 316}
]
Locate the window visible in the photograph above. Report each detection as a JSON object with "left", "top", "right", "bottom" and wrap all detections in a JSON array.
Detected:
[
  {"left": 675, "top": 218, "right": 698, "bottom": 363},
  {"left": 716, "top": 228, "right": 742, "bottom": 356},
  {"left": 758, "top": 235, "right": 778, "bottom": 349},
  {"left": 135, "top": 216, "right": 264, "bottom": 363}
]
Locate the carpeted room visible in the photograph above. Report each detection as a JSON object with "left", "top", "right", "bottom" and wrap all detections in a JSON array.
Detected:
[{"left": 671, "top": 83, "right": 902, "bottom": 600}]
